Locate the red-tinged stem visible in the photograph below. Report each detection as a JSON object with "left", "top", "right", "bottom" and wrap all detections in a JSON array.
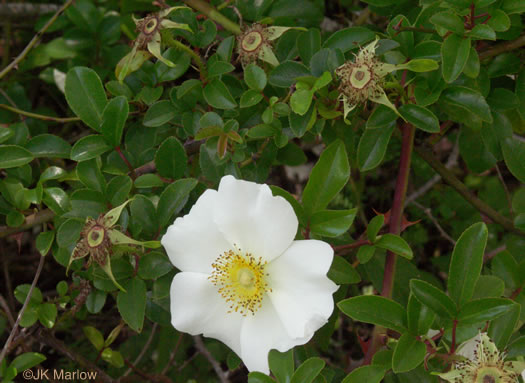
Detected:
[
  {"left": 382, "top": 123, "right": 415, "bottom": 294},
  {"left": 510, "top": 286, "right": 523, "bottom": 300},
  {"left": 332, "top": 238, "right": 371, "bottom": 253},
  {"left": 450, "top": 319, "right": 458, "bottom": 354},
  {"left": 362, "top": 123, "right": 416, "bottom": 365},
  {"left": 116, "top": 146, "right": 136, "bottom": 179}
]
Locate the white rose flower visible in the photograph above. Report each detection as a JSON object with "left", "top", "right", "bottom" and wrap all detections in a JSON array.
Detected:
[{"left": 161, "top": 175, "right": 338, "bottom": 374}]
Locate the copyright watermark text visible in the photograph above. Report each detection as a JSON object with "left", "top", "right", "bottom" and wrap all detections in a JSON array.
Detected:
[{"left": 22, "top": 368, "right": 97, "bottom": 381}]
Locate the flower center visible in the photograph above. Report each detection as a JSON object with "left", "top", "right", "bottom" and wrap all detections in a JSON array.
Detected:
[
  {"left": 143, "top": 16, "right": 159, "bottom": 35},
  {"left": 209, "top": 249, "right": 271, "bottom": 316},
  {"left": 87, "top": 226, "right": 106, "bottom": 248},
  {"left": 350, "top": 65, "right": 372, "bottom": 89},
  {"left": 475, "top": 367, "right": 504, "bottom": 383},
  {"left": 241, "top": 31, "right": 263, "bottom": 52}
]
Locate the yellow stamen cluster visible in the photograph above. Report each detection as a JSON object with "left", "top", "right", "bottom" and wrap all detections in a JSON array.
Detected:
[{"left": 209, "top": 248, "right": 271, "bottom": 316}]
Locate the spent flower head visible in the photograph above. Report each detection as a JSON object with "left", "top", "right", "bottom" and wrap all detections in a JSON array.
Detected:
[
  {"left": 336, "top": 37, "right": 398, "bottom": 119},
  {"left": 436, "top": 333, "right": 525, "bottom": 383},
  {"left": 336, "top": 37, "right": 439, "bottom": 121},
  {"left": 237, "top": 24, "right": 305, "bottom": 67},
  {"left": 116, "top": 6, "right": 191, "bottom": 81},
  {"left": 161, "top": 175, "right": 338, "bottom": 374},
  {"left": 68, "top": 199, "right": 161, "bottom": 291}
]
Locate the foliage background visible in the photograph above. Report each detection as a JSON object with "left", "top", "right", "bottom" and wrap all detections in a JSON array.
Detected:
[{"left": 0, "top": 0, "right": 524, "bottom": 381}]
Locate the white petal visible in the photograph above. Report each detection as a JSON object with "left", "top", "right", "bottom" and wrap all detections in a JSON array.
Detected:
[
  {"left": 161, "top": 189, "right": 231, "bottom": 273},
  {"left": 240, "top": 300, "right": 300, "bottom": 374},
  {"left": 170, "top": 272, "right": 243, "bottom": 355},
  {"left": 343, "top": 96, "right": 356, "bottom": 120},
  {"left": 214, "top": 175, "right": 298, "bottom": 263},
  {"left": 267, "top": 240, "right": 338, "bottom": 339}
]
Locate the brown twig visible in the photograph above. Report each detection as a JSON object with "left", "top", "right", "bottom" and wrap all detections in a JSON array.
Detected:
[
  {"left": 34, "top": 329, "right": 114, "bottom": 383},
  {"left": 121, "top": 323, "right": 158, "bottom": 378},
  {"left": 193, "top": 335, "right": 230, "bottom": 383},
  {"left": 479, "top": 34, "right": 525, "bottom": 60},
  {"left": 412, "top": 201, "right": 456, "bottom": 245},
  {"left": 0, "top": 255, "right": 45, "bottom": 365},
  {"left": 415, "top": 146, "right": 524, "bottom": 237},
  {"left": 0, "top": 0, "right": 74, "bottom": 80},
  {"left": 0, "top": 209, "right": 55, "bottom": 239}
]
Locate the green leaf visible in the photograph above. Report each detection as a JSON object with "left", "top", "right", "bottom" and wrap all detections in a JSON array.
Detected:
[
  {"left": 392, "top": 333, "right": 426, "bottom": 373},
  {"left": 77, "top": 158, "right": 106, "bottom": 193},
  {"left": 298, "top": 29, "right": 321, "bottom": 65},
  {"left": 241, "top": 89, "right": 264, "bottom": 108},
  {"left": 36, "top": 231, "right": 55, "bottom": 256},
  {"left": 107, "top": 175, "right": 132, "bottom": 206},
  {"left": 25, "top": 134, "right": 71, "bottom": 158},
  {"left": 302, "top": 139, "right": 350, "bottom": 216},
  {"left": 290, "top": 88, "right": 314, "bottom": 116},
  {"left": 468, "top": 24, "right": 496, "bottom": 40},
  {"left": 245, "top": 64, "right": 267, "bottom": 91},
  {"left": 56, "top": 218, "right": 83, "bottom": 248},
  {"left": 65, "top": 67, "right": 107, "bottom": 131},
  {"left": 0, "top": 145, "right": 33, "bottom": 169},
  {"left": 155, "top": 137, "right": 188, "bottom": 180},
  {"left": 10, "top": 352, "right": 46, "bottom": 372},
  {"left": 447, "top": 222, "right": 488, "bottom": 307},
  {"left": 138, "top": 251, "right": 173, "bottom": 280},
  {"left": 488, "top": 303, "right": 520, "bottom": 349},
  {"left": 501, "top": 137, "right": 525, "bottom": 183},
  {"left": 463, "top": 48, "right": 481, "bottom": 78},
  {"left": 375, "top": 234, "right": 413, "bottom": 259},
  {"left": 143, "top": 100, "right": 176, "bottom": 127},
  {"left": 367, "top": 215, "right": 385, "bottom": 242},
  {"left": 248, "top": 372, "right": 276, "bottom": 383},
  {"left": 457, "top": 298, "right": 515, "bottom": 324},
  {"left": 269, "top": 349, "right": 294, "bottom": 383},
  {"left": 86, "top": 289, "right": 107, "bottom": 314},
  {"left": 399, "top": 105, "right": 439, "bottom": 133},
  {"left": 357, "top": 126, "right": 394, "bottom": 171},
  {"left": 157, "top": 178, "right": 198, "bottom": 227},
  {"left": 130, "top": 195, "right": 157, "bottom": 235},
  {"left": 37, "top": 303, "right": 57, "bottom": 328},
  {"left": 70, "top": 135, "right": 111, "bottom": 161},
  {"left": 341, "top": 365, "right": 386, "bottom": 383},
  {"left": 207, "top": 61, "right": 235, "bottom": 78},
  {"left": 328, "top": 256, "right": 361, "bottom": 284},
  {"left": 407, "top": 293, "right": 435, "bottom": 336},
  {"left": 430, "top": 11, "right": 464, "bottom": 35},
  {"left": 338, "top": 295, "right": 407, "bottom": 333},
  {"left": 101, "top": 348, "right": 124, "bottom": 368},
  {"left": 440, "top": 86, "right": 492, "bottom": 123},
  {"left": 100, "top": 96, "right": 129, "bottom": 147},
  {"left": 14, "top": 284, "right": 43, "bottom": 304},
  {"left": 269, "top": 61, "right": 310, "bottom": 88},
  {"left": 117, "top": 277, "right": 147, "bottom": 332},
  {"left": 203, "top": 79, "right": 237, "bottom": 109},
  {"left": 322, "top": 27, "right": 375, "bottom": 53},
  {"left": 134, "top": 174, "right": 164, "bottom": 188},
  {"left": 507, "top": 336, "right": 525, "bottom": 359},
  {"left": 441, "top": 34, "right": 471, "bottom": 83},
  {"left": 357, "top": 245, "right": 375, "bottom": 264},
  {"left": 290, "top": 357, "right": 325, "bottom": 383},
  {"left": 310, "top": 208, "right": 357, "bottom": 237},
  {"left": 410, "top": 279, "right": 457, "bottom": 319},
  {"left": 366, "top": 106, "right": 397, "bottom": 130}
]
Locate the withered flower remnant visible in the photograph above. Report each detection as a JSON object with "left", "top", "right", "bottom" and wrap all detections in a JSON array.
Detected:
[
  {"left": 237, "top": 24, "right": 306, "bottom": 67},
  {"left": 115, "top": 6, "right": 192, "bottom": 82}
]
